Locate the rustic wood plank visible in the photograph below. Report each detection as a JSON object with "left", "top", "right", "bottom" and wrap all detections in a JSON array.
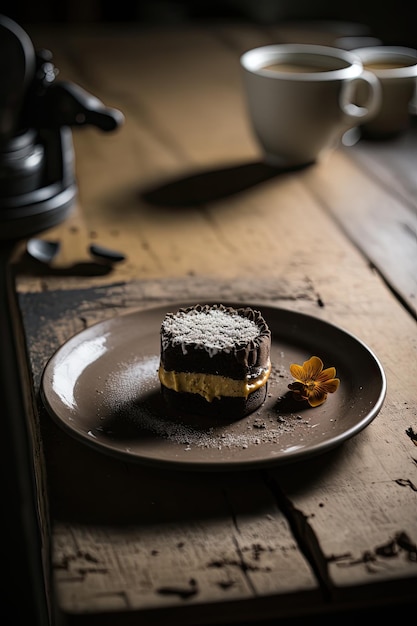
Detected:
[
  {"left": 18, "top": 271, "right": 417, "bottom": 621},
  {"left": 347, "top": 122, "right": 417, "bottom": 208},
  {"left": 19, "top": 279, "right": 321, "bottom": 623},
  {"left": 302, "top": 147, "right": 417, "bottom": 315},
  {"left": 51, "top": 478, "right": 320, "bottom": 623},
  {"left": 21, "top": 25, "right": 417, "bottom": 316}
]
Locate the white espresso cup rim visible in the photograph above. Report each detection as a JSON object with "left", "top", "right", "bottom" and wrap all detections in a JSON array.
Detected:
[
  {"left": 240, "top": 43, "right": 364, "bottom": 80},
  {"left": 352, "top": 46, "right": 417, "bottom": 78}
]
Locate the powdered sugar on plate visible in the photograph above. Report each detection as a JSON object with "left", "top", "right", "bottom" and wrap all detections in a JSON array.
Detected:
[{"left": 100, "top": 355, "right": 309, "bottom": 451}]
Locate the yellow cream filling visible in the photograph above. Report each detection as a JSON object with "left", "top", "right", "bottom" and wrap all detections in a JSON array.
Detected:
[{"left": 158, "top": 361, "right": 271, "bottom": 402}]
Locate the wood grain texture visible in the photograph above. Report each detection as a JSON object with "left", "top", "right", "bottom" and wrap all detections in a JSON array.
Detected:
[
  {"left": 18, "top": 275, "right": 417, "bottom": 623},
  {"left": 13, "top": 21, "right": 417, "bottom": 625},
  {"left": 20, "top": 24, "right": 417, "bottom": 316}
]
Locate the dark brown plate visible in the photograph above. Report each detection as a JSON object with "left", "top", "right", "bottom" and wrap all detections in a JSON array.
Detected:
[{"left": 40, "top": 302, "right": 386, "bottom": 471}]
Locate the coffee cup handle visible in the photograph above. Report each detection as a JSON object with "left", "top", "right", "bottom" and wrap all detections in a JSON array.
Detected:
[{"left": 339, "top": 70, "right": 382, "bottom": 122}]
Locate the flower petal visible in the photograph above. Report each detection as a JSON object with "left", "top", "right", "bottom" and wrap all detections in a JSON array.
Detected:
[
  {"left": 307, "top": 389, "right": 328, "bottom": 407},
  {"left": 289, "top": 363, "right": 307, "bottom": 382},
  {"left": 303, "top": 356, "right": 324, "bottom": 380},
  {"left": 317, "top": 367, "right": 337, "bottom": 382},
  {"left": 321, "top": 378, "right": 340, "bottom": 394}
]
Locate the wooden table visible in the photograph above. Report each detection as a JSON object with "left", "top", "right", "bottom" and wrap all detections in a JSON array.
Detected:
[{"left": 5, "top": 20, "right": 417, "bottom": 626}]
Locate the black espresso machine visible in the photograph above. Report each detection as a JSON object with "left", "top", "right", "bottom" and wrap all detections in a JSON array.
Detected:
[{"left": 0, "top": 15, "right": 124, "bottom": 625}]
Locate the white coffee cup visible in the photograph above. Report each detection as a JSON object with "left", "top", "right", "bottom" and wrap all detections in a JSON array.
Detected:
[
  {"left": 240, "top": 44, "right": 382, "bottom": 167},
  {"left": 352, "top": 46, "right": 417, "bottom": 137}
]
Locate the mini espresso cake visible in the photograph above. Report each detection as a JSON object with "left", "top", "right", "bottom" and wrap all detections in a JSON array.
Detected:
[{"left": 158, "top": 304, "right": 271, "bottom": 418}]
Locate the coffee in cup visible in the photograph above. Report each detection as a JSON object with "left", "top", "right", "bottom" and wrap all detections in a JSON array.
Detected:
[
  {"left": 240, "top": 44, "right": 382, "bottom": 167},
  {"left": 352, "top": 46, "right": 417, "bottom": 137}
]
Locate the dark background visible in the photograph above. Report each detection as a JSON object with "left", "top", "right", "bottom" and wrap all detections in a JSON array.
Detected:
[{"left": 1, "top": 0, "right": 416, "bottom": 48}]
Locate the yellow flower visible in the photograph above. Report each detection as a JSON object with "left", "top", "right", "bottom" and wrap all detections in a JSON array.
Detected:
[{"left": 288, "top": 356, "right": 340, "bottom": 407}]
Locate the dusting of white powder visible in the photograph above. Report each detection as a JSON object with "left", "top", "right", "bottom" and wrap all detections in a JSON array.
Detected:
[
  {"left": 162, "top": 309, "right": 259, "bottom": 356},
  {"left": 98, "top": 356, "right": 306, "bottom": 450}
]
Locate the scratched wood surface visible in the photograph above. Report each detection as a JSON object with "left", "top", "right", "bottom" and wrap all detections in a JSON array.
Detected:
[
  {"left": 18, "top": 23, "right": 417, "bottom": 312},
  {"left": 13, "top": 21, "right": 417, "bottom": 625}
]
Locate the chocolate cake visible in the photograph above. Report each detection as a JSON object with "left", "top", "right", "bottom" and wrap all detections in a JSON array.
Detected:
[{"left": 158, "top": 304, "right": 271, "bottom": 419}]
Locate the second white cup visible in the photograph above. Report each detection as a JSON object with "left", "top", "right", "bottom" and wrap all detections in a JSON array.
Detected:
[
  {"left": 240, "top": 44, "right": 382, "bottom": 167},
  {"left": 352, "top": 46, "right": 417, "bottom": 137}
]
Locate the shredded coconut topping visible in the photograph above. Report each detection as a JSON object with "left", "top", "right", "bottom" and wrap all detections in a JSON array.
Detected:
[{"left": 162, "top": 308, "right": 259, "bottom": 354}]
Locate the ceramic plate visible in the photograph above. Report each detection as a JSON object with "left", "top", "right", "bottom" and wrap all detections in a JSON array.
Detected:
[{"left": 40, "top": 302, "right": 386, "bottom": 471}]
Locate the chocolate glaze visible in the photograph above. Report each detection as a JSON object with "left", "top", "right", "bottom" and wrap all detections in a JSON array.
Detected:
[{"left": 160, "top": 304, "right": 271, "bottom": 380}]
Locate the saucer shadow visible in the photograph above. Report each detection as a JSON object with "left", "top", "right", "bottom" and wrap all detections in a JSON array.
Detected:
[{"left": 141, "top": 159, "right": 310, "bottom": 208}]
